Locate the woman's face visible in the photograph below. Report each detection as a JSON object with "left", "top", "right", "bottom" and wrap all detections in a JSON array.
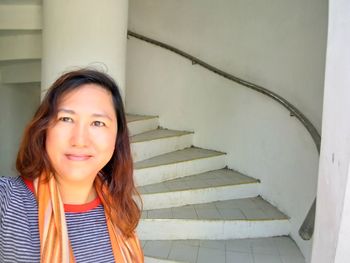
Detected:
[{"left": 46, "top": 84, "right": 117, "bottom": 185}]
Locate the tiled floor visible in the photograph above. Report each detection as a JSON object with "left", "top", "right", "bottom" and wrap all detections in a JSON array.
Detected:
[
  {"left": 142, "top": 197, "right": 288, "bottom": 220},
  {"left": 142, "top": 237, "right": 306, "bottom": 263},
  {"left": 139, "top": 168, "right": 258, "bottom": 194}
]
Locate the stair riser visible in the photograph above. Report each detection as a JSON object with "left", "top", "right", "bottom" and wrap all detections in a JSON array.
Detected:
[
  {"left": 131, "top": 134, "right": 193, "bottom": 162},
  {"left": 1, "top": 60, "right": 41, "bottom": 84},
  {"left": 142, "top": 184, "right": 260, "bottom": 210},
  {"left": 134, "top": 155, "right": 226, "bottom": 186},
  {"left": 137, "top": 219, "right": 290, "bottom": 240},
  {"left": 0, "top": 5, "right": 42, "bottom": 30},
  {"left": 128, "top": 118, "right": 158, "bottom": 136},
  {"left": 0, "top": 33, "right": 41, "bottom": 61}
]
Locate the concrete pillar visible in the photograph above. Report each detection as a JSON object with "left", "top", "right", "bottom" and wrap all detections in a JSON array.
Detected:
[
  {"left": 41, "top": 0, "right": 128, "bottom": 99},
  {"left": 311, "top": 0, "right": 350, "bottom": 262}
]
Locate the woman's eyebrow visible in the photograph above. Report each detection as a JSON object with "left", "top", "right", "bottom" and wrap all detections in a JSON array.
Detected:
[
  {"left": 58, "top": 108, "right": 113, "bottom": 121},
  {"left": 92, "top": 113, "right": 113, "bottom": 121},
  {"left": 57, "top": 108, "right": 75, "bottom": 114}
]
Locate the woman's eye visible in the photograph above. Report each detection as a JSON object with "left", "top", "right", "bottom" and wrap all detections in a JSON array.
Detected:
[
  {"left": 92, "top": 121, "right": 106, "bottom": 127},
  {"left": 58, "top": 117, "right": 73, "bottom": 122}
]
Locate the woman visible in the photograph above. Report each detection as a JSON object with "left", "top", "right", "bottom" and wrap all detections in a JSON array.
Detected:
[{"left": 0, "top": 69, "right": 144, "bottom": 263}]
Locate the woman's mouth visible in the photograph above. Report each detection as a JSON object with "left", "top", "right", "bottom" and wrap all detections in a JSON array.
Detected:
[{"left": 65, "top": 154, "right": 92, "bottom": 161}]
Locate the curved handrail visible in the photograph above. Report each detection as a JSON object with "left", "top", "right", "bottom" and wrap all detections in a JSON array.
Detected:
[{"left": 127, "top": 30, "right": 319, "bottom": 240}]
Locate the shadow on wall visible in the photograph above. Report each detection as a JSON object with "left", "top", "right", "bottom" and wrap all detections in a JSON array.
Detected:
[{"left": 0, "top": 83, "right": 40, "bottom": 177}]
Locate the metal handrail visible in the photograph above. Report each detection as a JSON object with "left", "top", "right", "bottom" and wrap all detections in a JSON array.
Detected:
[{"left": 127, "top": 30, "right": 320, "bottom": 240}]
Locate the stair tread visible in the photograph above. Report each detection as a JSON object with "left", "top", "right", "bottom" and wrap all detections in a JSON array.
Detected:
[
  {"left": 126, "top": 114, "right": 158, "bottom": 123},
  {"left": 131, "top": 128, "right": 193, "bottom": 143},
  {"left": 142, "top": 197, "right": 288, "bottom": 221},
  {"left": 139, "top": 168, "right": 258, "bottom": 194},
  {"left": 134, "top": 147, "right": 225, "bottom": 170},
  {"left": 141, "top": 237, "right": 305, "bottom": 263}
]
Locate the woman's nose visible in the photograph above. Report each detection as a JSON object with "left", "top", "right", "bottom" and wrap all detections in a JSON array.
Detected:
[{"left": 70, "top": 123, "right": 90, "bottom": 147}]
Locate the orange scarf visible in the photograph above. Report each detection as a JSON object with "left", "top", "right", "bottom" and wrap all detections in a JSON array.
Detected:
[{"left": 33, "top": 174, "right": 144, "bottom": 263}]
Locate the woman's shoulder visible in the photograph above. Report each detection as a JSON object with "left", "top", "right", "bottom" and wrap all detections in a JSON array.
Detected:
[
  {"left": 0, "top": 176, "right": 29, "bottom": 204},
  {"left": 0, "top": 176, "right": 33, "bottom": 219},
  {"left": 0, "top": 176, "right": 24, "bottom": 190}
]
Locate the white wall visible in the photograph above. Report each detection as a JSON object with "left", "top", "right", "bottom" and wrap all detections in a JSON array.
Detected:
[
  {"left": 0, "top": 83, "right": 40, "bottom": 177},
  {"left": 128, "top": 0, "right": 328, "bottom": 132},
  {"left": 126, "top": 0, "right": 327, "bottom": 260},
  {"left": 311, "top": 0, "right": 350, "bottom": 262}
]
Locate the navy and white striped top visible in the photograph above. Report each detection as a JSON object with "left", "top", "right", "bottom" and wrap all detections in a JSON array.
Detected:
[{"left": 0, "top": 176, "right": 115, "bottom": 263}]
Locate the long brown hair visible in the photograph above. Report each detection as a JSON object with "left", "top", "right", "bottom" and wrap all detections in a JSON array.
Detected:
[{"left": 16, "top": 69, "right": 141, "bottom": 236}]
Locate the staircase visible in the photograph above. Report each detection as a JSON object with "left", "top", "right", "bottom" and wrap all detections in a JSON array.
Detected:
[{"left": 127, "top": 114, "right": 304, "bottom": 263}]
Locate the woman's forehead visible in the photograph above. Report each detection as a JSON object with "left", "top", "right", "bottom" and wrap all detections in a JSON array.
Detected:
[{"left": 55, "top": 84, "right": 116, "bottom": 117}]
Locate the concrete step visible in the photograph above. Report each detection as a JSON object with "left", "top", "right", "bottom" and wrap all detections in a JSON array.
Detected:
[
  {"left": 131, "top": 128, "right": 193, "bottom": 162},
  {"left": 126, "top": 114, "right": 159, "bottom": 136},
  {"left": 0, "top": 4, "right": 42, "bottom": 30},
  {"left": 134, "top": 147, "right": 226, "bottom": 186},
  {"left": 140, "top": 169, "right": 260, "bottom": 210},
  {"left": 137, "top": 197, "right": 289, "bottom": 240},
  {"left": 142, "top": 237, "right": 306, "bottom": 263},
  {"left": 145, "top": 256, "right": 183, "bottom": 263},
  {"left": 0, "top": 59, "right": 40, "bottom": 84},
  {"left": 0, "top": 31, "right": 41, "bottom": 61}
]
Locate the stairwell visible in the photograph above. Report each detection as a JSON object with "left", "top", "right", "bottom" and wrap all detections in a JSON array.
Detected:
[
  {"left": 127, "top": 114, "right": 305, "bottom": 263},
  {"left": 0, "top": 2, "right": 308, "bottom": 262}
]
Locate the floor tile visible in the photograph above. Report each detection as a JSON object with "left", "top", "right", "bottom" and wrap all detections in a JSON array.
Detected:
[
  {"left": 253, "top": 253, "right": 283, "bottom": 263},
  {"left": 143, "top": 240, "right": 172, "bottom": 259},
  {"left": 183, "top": 179, "right": 211, "bottom": 189},
  {"left": 173, "top": 240, "right": 200, "bottom": 247},
  {"left": 281, "top": 255, "right": 306, "bottom": 263},
  {"left": 172, "top": 206, "right": 198, "bottom": 219},
  {"left": 166, "top": 181, "right": 189, "bottom": 191},
  {"left": 144, "top": 183, "right": 170, "bottom": 193},
  {"left": 240, "top": 207, "right": 267, "bottom": 219},
  {"left": 195, "top": 207, "right": 222, "bottom": 220},
  {"left": 226, "top": 239, "right": 252, "bottom": 253},
  {"left": 148, "top": 208, "right": 173, "bottom": 218},
  {"left": 197, "top": 247, "right": 225, "bottom": 263},
  {"left": 168, "top": 242, "right": 199, "bottom": 263},
  {"left": 273, "top": 237, "right": 303, "bottom": 257},
  {"left": 194, "top": 203, "right": 216, "bottom": 209},
  {"left": 199, "top": 240, "right": 225, "bottom": 251},
  {"left": 251, "top": 238, "right": 279, "bottom": 255},
  {"left": 217, "top": 207, "right": 246, "bottom": 220},
  {"left": 226, "top": 251, "right": 254, "bottom": 263}
]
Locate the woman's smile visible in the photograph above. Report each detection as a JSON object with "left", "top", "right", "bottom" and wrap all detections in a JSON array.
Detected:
[{"left": 65, "top": 153, "right": 93, "bottom": 161}]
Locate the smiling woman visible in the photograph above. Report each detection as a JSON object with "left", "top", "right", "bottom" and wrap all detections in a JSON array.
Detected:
[
  {"left": 0, "top": 69, "right": 144, "bottom": 263},
  {"left": 46, "top": 84, "right": 118, "bottom": 205}
]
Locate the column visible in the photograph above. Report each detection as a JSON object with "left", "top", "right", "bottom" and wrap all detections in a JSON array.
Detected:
[{"left": 41, "top": 0, "right": 128, "bottom": 99}]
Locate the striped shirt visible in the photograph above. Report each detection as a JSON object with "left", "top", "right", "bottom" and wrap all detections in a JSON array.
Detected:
[{"left": 0, "top": 176, "right": 115, "bottom": 263}]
